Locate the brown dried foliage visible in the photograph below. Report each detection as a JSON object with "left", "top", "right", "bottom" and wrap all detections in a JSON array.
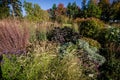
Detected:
[{"left": 0, "top": 19, "right": 29, "bottom": 54}]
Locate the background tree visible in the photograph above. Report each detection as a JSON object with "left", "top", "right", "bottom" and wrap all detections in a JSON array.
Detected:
[
  {"left": 24, "top": 1, "right": 33, "bottom": 20},
  {"left": 66, "top": 2, "right": 72, "bottom": 18},
  {"left": 24, "top": 1, "right": 49, "bottom": 22},
  {"left": 98, "top": 0, "right": 111, "bottom": 21},
  {"left": 81, "top": 0, "right": 87, "bottom": 18},
  {"left": 86, "top": 0, "right": 101, "bottom": 18},
  {"left": 56, "top": 3, "right": 66, "bottom": 16},
  {"left": 10, "top": 0, "right": 22, "bottom": 17},
  {"left": 48, "top": 4, "right": 57, "bottom": 21},
  {"left": 0, "top": 0, "right": 10, "bottom": 19},
  {"left": 110, "top": 1, "right": 120, "bottom": 21},
  {"left": 71, "top": 2, "right": 81, "bottom": 19},
  {"left": 66, "top": 2, "right": 80, "bottom": 19}
]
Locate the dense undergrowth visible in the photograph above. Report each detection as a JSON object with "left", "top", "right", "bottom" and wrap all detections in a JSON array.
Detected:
[{"left": 0, "top": 18, "right": 119, "bottom": 80}]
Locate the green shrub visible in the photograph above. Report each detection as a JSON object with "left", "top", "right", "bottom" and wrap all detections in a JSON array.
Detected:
[
  {"left": 72, "top": 23, "right": 79, "bottom": 33},
  {"left": 1, "top": 54, "right": 27, "bottom": 80},
  {"left": 97, "top": 26, "right": 120, "bottom": 80},
  {"left": 79, "top": 18, "right": 104, "bottom": 39},
  {"left": 56, "top": 15, "right": 72, "bottom": 24},
  {"left": 1, "top": 40, "right": 106, "bottom": 80},
  {"left": 98, "top": 27, "right": 120, "bottom": 44},
  {"left": 46, "top": 52, "right": 82, "bottom": 80},
  {"left": 98, "top": 42, "right": 120, "bottom": 80},
  {"left": 77, "top": 39, "right": 105, "bottom": 66},
  {"left": 1, "top": 42, "right": 83, "bottom": 80},
  {"left": 81, "top": 37, "right": 101, "bottom": 49},
  {"left": 59, "top": 41, "right": 105, "bottom": 80}
]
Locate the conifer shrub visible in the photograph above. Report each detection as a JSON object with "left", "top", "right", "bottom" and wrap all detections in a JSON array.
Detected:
[{"left": 79, "top": 18, "right": 104, "bottom": 39}]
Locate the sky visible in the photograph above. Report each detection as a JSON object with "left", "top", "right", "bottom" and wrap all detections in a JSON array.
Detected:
[
  {"left": 21, "top": 0, "right": 113, "bottom": 15},
  {"left": 22, "top": 0, "right": 83, "bottom": 10}
]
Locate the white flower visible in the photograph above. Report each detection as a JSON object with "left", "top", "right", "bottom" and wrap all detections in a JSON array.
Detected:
[
  {"left": 89, "top": 74, "right": 94, "bottom": 77},
  {"left": 111, "top": 32, "right": 114, "bottom": 35}
]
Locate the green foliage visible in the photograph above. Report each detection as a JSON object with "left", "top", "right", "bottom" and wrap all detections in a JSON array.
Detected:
[
  {"left": 98, "top": 42, "right": 120, "bottom": 80},
  {"left": 97, "top": 26, "right": 120, "bottom": 80},
  {"left": 24, "top": 1, "right": 49, "bottom": 22},
  {"left": 0, "top": 0, "right": 22, "bottom": 18},
  {"left": 110, "top": 2, "right": 120, "bottom": 21},
  {"left": 98, "top": 58, "right": 120, "bottom": 80},
  {"left": 10, "top": 0, "right": 23, "bottom": 17},
  {"left": 66, "top": 2, "right": 80, "bottom": 19},
  {"left": 72, "top": 23, "right": 79, "bottom": 33},
  {"left": 99, "top": 27, "right": 120, "bottom": 43},
  {"left": 77, "top": 39, "right": 105, "bottom": 66},
  {"left": 28, "top": 23, "right": 37, "bottom": 42},
  {"left": 87, "top": 0, "right": 101, "bottom": 18},
  {"left": 98, "top": 0, "right": 111, "bottom": 21},
  {"left": 106, "top": 27, "right": 120, "bottom": 42},
  {"left": 48, "top": 4, "right": 57, "bottom": 21},
  {"left": 46, "top": 52, "right": 82, "bottom": 80},
  {"left": 0, "top": 0, "right": 10, "bottom": 19},
  {"left": 1, "top": 42, "right": 83, "bottom": 80},
  {"left": 59, "top": 40, "right": 105, "bottom": 80},
  {"left": 81, "top": 0, "right": 87, "bottom": 18},
  {"left": 81, "top": 37, "right": 101, "bottom": 49},
  {"left": 79, "top": 18, "right": 104, "bottom": 39},
  {"left": 56, "top": 15, "right": 70, "bottom": 24},
  {"left": 1, "top": 54, "right": 27, "bottom": 80}
]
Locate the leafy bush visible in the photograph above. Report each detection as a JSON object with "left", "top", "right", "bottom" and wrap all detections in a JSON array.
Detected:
[
  {"left": 103, "top": 27, "right": 120, "bottom": 43},
  {"left": 79, "top": 18, "right": 104, "bottom": 39},
  {"left": 47, "top": 27, "right": 80, "bottom": 44},
  {"left": 77, "top": 39, "right": 105, "bottom": 66},
  {"left": 97, "top": 27, "right": 120, "bottom": 47},
  {"left": 1, "top": 54, "right": 27, "bottom": 80},
  {"left": 98, "top": 58, "right": 120, "bottom": 80},
  {"left": 56, "top": 15, "right": 72, "bottom": 24},
  {"left": 59, "top": 40, "right": 105, "bottom": 80},
  {"left": 1, "top": 41, "right": 83, "bottom": 80},
  {"left": 81, "top": 37, "right": 101, "bottom": 49},
  {"left": 72, "top": 23, "right": 79, "bottom": 33},
  {"left": 97, "top": 26, "right": 120, "bottom": 80},
  {"left": 98, "top": 42, "right": 120, "bottom": 80},
  {"left": 27, "top": 22, "right": 57, "bottom": 42},
  {"left": 0, "top": 20, "right": 29, "bottom": 54}
]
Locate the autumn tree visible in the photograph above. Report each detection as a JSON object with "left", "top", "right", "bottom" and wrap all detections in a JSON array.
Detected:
[{"left": 56, "top": 3, "right": 66, "bottom": 15}]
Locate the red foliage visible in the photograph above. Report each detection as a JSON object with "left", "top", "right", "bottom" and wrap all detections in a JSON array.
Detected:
[{"left": 56, "top": 3, "right": 66, "bottom": 15}]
